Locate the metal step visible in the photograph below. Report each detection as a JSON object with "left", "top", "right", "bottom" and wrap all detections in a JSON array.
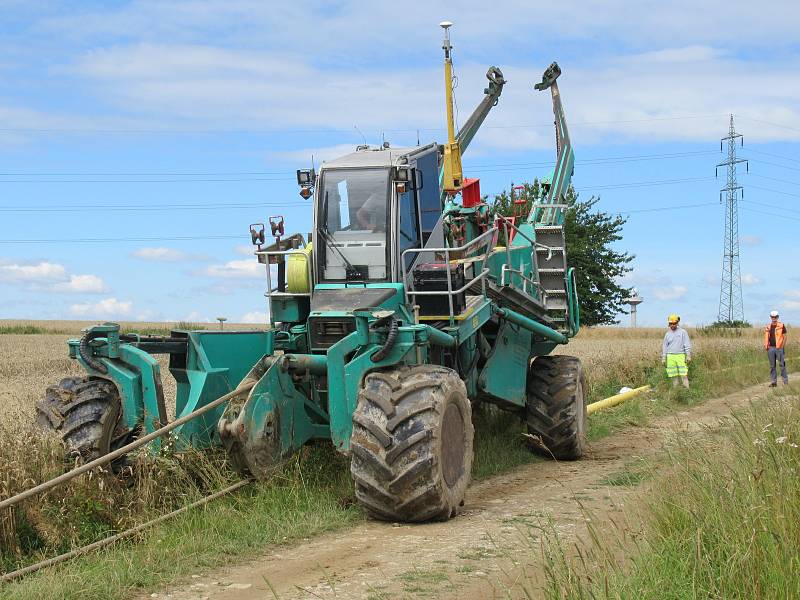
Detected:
[
  {"left": 543, "top": 289, "right": 567, "bottom": 311},
  {"left": 534, "top": 225, "right": 565, "bottom": 249},
  {"left": 468, "top": 280, "right": 549, "bottom": 322}
]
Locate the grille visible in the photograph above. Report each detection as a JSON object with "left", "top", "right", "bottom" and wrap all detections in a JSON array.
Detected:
[{"left": 308, "top": 317, "right": 356, "bottom": 349}]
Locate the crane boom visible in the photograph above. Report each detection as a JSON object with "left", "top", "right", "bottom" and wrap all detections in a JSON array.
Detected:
[
  {"left": 532, "top": 62, "right": 574, "bottom": 226},
  {"left": 456, "top": 66, "right": 506, "bottom": 154}
]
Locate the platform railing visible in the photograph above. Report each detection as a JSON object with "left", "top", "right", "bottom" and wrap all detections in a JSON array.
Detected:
[
  {"left": 493, "top": 216, "right": 552, "bottom": 303},
  {"left": 401, "top": 227, "right": 497, "bottom": 326},
  {"left": 255, "top": 241, "right": 314, "bottom": 307}
]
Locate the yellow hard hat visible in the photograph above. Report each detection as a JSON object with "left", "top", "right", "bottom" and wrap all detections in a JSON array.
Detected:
[{"left": 668, "top": 313, "right": 680, "bottom": 323}]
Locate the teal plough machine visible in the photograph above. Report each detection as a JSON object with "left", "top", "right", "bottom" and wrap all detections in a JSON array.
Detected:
[{"left": 38, "top": 24, "right": 583, "bottom": 522}]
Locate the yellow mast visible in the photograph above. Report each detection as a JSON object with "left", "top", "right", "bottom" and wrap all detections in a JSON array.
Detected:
[{"left": 440, "top": 21, "right": 463, "bottom": 196}]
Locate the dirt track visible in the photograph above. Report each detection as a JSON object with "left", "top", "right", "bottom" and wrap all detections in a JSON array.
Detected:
[{"left": 149, "top": 378, "right": 793, "bottom": 600}]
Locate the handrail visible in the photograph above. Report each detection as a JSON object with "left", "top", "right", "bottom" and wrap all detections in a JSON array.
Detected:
[
  {"left": 494, "top": 214, "right": 555, "bottom": 258},
  {"left": 406, "top": 269, "right": 490, "bottom": 297},
  {"left": 566, "top": 266, "right": 580, "bottom": 335},
  {"left": 256, "top": 247, "right": 314, "bottom": 301},
  {"left": 401, "top": 227, "right": 497, "bottom": 325}
]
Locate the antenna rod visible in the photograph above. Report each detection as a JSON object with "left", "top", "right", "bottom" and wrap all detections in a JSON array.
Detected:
[{"left": 440, "top": 20, "right": 463, "bottom": 196}]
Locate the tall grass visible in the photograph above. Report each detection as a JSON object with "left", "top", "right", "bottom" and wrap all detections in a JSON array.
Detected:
[{"left": 537, "top": 388, "right": 800, "bottom": 599}]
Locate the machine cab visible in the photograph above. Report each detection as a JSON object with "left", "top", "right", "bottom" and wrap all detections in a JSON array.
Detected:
[{"left": 313, "top": 143, "right": 442, "bottom": 285}]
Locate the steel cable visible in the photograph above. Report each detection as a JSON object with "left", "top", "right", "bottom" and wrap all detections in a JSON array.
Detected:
[{"left": 0, "top": 479, "right": 250, "bottom": 583}]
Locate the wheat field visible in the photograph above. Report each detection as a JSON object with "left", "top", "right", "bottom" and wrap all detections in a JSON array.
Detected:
[{"left": 0, "top": 321, "right": 764, "bottom": 425}]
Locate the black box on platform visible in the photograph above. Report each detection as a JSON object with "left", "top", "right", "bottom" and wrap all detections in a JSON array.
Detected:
[{"left": 412, "top": 262, "right": 466, "bottom": 316}]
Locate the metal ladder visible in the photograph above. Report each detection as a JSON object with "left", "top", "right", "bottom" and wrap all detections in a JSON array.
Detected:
[{"left": 534, "top": 223, "right": 569, "bottom": 330}]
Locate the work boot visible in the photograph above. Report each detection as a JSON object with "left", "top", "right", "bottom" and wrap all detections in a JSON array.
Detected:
[{"left": 769, "top": 382, "right": 777, "bottom": 388}]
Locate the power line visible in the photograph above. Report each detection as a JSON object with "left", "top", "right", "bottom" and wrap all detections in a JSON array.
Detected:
[
  {"left": 0, "top": 201, "right": 720, "bottom": 243},
  {"left": 0, "top": 113, "right": 726, "bottom": 135},
  {"left": 741, "top": 206, "right": 800, "bottom": 222},
  {"left": 624, "top": 202, "right": 719, "bottom": 214},
  {"left": 0, "top": 234, "right": 247, "bottom": 244},
  {"left": 737, "top": 115, "right": 800, "bottom": 134},
  {"left": 743, "top": 199, "right": 800, "bottom": 216},
  {"left": 746, "top": 148, "right": 800, "bottom": 165},
  {"left": 469, "top": 150, "right": 717, "bottom": 172},
  {"left": 748, "top": 183, "right": 800, "bottom": 199},
  {"left": 0, "top": 177, "right": 294, "bottom": 183},
  {"left": 748, "top": 158, "right": 800, "bottom": 172},
  {"left": 0, "top": 171, "right": 290, "bottom": 177},
  {"left": 1, "top": 175, "right": 720, "bottom": 213},
  {"left": 748, "top": 173, "right": 800, "bottom": 187},
  {"left": 575, "top": 176, "right": 713, "bottom": 191},
  {"left": 0, "top": 201, "right": 307, "bottom": 212},
  {"left": 0, "top": 150, "right": 721, "bottom": 182}
]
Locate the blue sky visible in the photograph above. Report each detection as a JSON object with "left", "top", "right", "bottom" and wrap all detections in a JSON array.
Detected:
[{"left": 0, "top": 1, "right": 798, "bottom": 327}]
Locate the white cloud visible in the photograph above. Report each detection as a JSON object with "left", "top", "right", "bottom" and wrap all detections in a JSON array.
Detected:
[
  {"left": 785, "top": 290, "right": 800, "bottom": 299},
  {"left": 202, "top": 258, "right": 264, "bottom": 279},
  {"left": 234, "top": 245, "right": 257, "bottom": 257},
  {"left": 653, "top": 285, "right": 688, "bottom": 301},
  {"left": 269, "top": 143, "right": 365, "bottom": 165},
  {"left": 741, "top": 273, "right": 761, "bottom": 286},
  {"left": 241, "top": 310, "right": 269, "bottom": 324},
  {"left": 0, "top": 260, "right": 108, "bottom": 294},
  {"left": 780, "top": 300, "right": 800, "bottom": 311},
  {"left": 68, "top": 297, "right": 133, "bottom": 318},
  {"left": 741, "top": 234, "right": 762, "bottom": 247},
  {"left": 132, "top": 247, "right": 189, "bottom": 262},
  {"left": 52, "top": 274, "right": 109, "bottom": 293},
  {"left": 183, "top": 311, "right": 212, "bottom": 323},
  {"left": 0, "top": 261, "right": 66, "bottom": 282}
]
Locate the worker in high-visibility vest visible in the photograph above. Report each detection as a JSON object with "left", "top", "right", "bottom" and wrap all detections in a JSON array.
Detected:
[
  {"left": 662, "top": 314, "right": 691, "bottom": 388},
  {"left": 764, "top": 310, "right": 788, "bottom": 387}
]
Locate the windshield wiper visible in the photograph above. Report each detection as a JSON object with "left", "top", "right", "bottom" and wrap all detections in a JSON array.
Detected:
[{"left": 318, "top": 191, "right": 363, "bottom": 281}]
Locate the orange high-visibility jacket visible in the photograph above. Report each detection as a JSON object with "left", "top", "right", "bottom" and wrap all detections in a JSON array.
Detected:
[{"left": 764, "top": 321, "right": 787, "bottom": 349}]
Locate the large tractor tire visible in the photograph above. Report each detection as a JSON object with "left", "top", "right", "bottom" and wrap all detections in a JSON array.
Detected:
[
  {"left": 36, "top": 377, "right": 135, "bottom": 466},
  {"left": 350, "top": 365, "right": 473, "bottom": 522},
  {"left": 525, "top": 355, "right": 587, "bottom": 460}
]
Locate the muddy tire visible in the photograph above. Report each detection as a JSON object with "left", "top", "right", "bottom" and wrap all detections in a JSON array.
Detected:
[
  {"left": 36, "top": 377, "right": 135, "bottom": 466},
  {"left": 525, "top": 355, "right": 587, "bottom": 460},
  {"left": 350, "top": 365, "right": 473, "bottom": 522}
]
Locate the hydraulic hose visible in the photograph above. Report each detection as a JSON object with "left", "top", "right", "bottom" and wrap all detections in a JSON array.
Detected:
[
  {"left": 370, "top": 319, "right": 399, "bottom": 363},
  {"left": 78, "top": 330, "right": 109, "bottom": 374}
]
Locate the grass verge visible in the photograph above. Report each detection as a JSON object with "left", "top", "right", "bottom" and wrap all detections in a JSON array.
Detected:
[{"left": 537, "top": 385, "right": 800, "bottom": 599}]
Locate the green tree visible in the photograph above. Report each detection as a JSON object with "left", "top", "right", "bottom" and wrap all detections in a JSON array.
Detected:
[{"left": 490, "top": 180, "right": 634, "bottom": 326}]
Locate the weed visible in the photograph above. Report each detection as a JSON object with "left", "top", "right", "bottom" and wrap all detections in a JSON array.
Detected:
[{"left": 532, "top": 388, "right": 800, "bottom": 599}]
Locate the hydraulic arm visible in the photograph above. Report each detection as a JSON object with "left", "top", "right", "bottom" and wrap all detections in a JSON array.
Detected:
[{"left": 532, "top": 62, "right": 574, "bottom": 225}]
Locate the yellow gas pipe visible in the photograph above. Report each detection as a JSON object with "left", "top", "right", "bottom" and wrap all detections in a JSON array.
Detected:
[{"left": 586, "top": 385, "right": 651, "bottom": 415}]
